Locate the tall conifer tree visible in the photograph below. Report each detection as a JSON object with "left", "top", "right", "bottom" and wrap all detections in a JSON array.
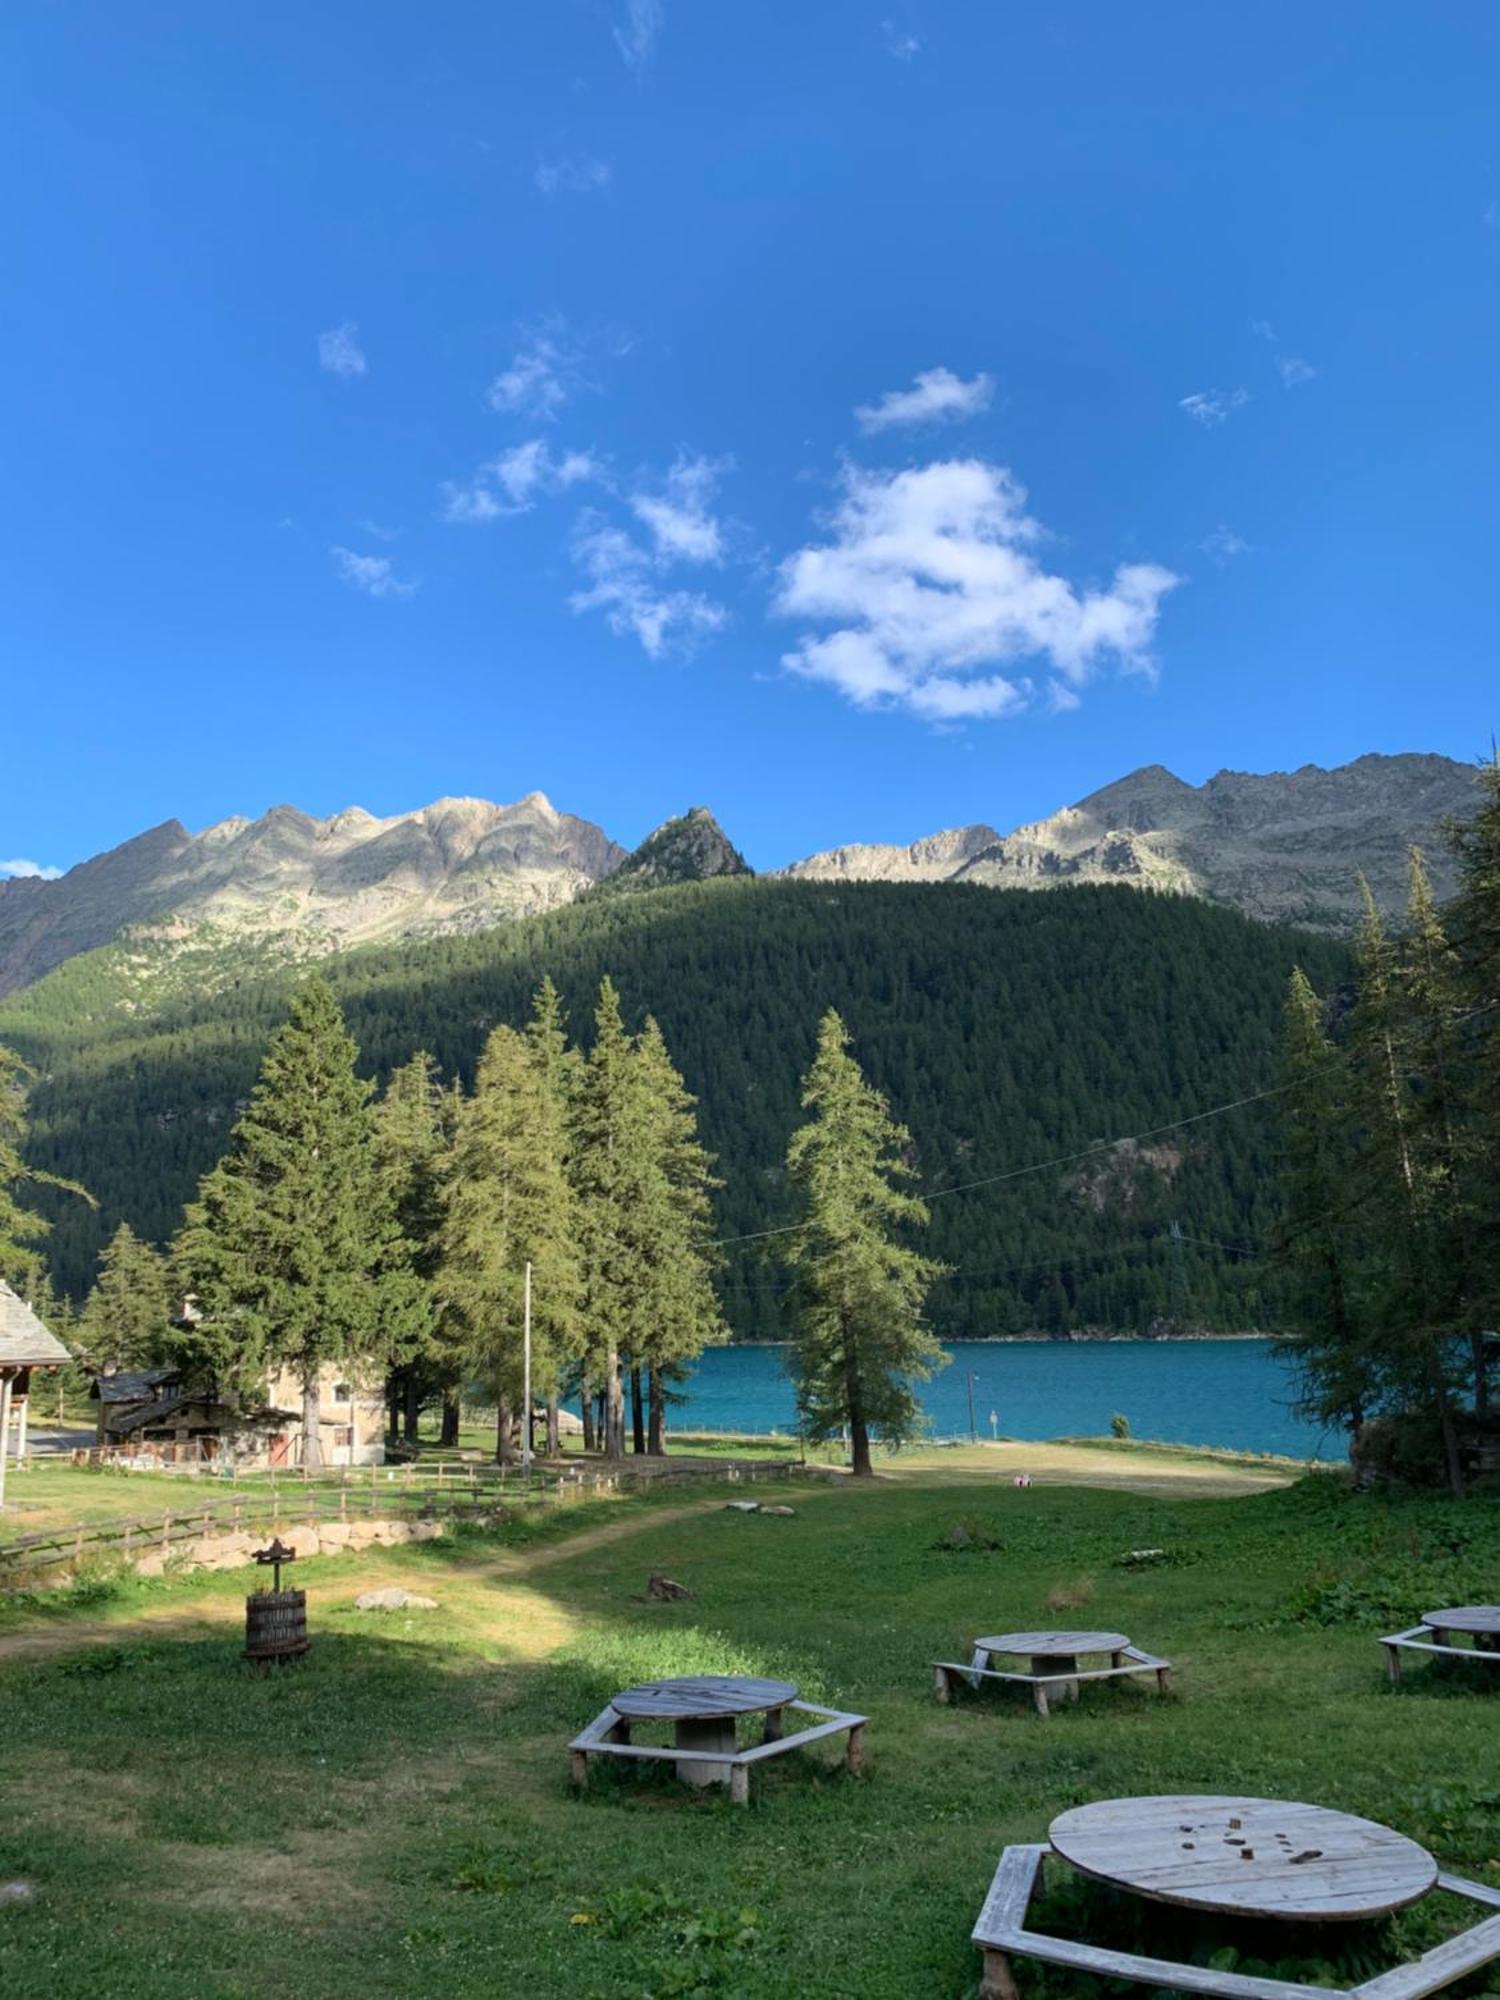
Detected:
[
  {"left": 437, "top": 1023, "right": 579, "bottom": 1462},
  {"left": 782, "top": 1010, "right": 945, "bottom": 1476},
  {"left": 372, "top": 1051, "right": 449, "bottom": 1440},
  {"left": 79, "top": 1222, "right": 173, "bottom": 1374},
  {"left": 174, "top": 977, "right": 412, "bottom": 1467}
]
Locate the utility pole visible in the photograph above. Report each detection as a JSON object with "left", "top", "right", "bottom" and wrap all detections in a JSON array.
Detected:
[
  {"left": 966, "top": 1370, "right": 977, "bottom": 1444},
  {"left": 521, "top": 1260, "right": 533, "bottom": 1479}
]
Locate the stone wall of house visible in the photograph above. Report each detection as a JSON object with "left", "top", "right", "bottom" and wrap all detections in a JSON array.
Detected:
[{"left": 130, "top": 1514, "right": 469, "bottom": 1577}]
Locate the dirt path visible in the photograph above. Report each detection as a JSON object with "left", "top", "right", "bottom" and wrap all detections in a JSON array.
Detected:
[{"left": 0, "top": 1493, "right": 732, "bottom": 1667}]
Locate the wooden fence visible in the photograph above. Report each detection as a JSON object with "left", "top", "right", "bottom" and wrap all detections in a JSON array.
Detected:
[{"left": 0, "top": 1455, "right": 808, "bottom": 1585}]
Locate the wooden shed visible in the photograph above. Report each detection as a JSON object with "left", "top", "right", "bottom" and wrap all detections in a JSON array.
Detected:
[{"left": 0, "top": 1281, "right": 73, "bottom": 1508}]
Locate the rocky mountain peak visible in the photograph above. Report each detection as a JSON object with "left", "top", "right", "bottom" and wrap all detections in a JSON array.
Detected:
[{"left": 598, "top": 807, "right": 753, "bottom": 897}]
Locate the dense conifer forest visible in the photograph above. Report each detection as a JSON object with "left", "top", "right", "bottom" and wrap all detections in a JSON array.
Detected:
[{"left": 0, "top": 879, "right": 1349, "bottom": 1334}]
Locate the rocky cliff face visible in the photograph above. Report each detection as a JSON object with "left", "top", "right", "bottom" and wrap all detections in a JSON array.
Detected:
[
  {"left": 598, "top": 807, "right": 752, "bottom": 896},
  {"left": 785, "top": 754, "right": 1480, "bottom": 931},
  {"left": 0, "top": 793, "right": 628, "bottom": 997}
]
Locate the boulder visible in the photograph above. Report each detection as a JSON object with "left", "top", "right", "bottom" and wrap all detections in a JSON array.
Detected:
[
  {"left": 760, "top": 1504, "right": 796, "bottom": 1517},
  {"left": 355, "top": 1587, "right": 438, "bottom": 1612},
  {"left": 724, "top": 1500, "right": 760, "bottom": 1513}
]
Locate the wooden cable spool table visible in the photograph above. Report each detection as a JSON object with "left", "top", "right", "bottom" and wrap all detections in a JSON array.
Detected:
[
  {"left": 569, "top": 1673, "right": 867, "bottom": 1804},
  {"left": 1380, "top": 1604, "right": 1500, "bottom": 1682},
  {"left": 933, "top": 1629, "right": 1171, "bottom": 1716},
  {"left": 972, "top": 1793, "right": 1500, "bottom": 2000}
]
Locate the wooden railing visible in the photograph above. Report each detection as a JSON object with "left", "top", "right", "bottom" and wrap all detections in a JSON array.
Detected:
[{"left": 0, "top": 1455, "right": 809, "bottom": 1584}]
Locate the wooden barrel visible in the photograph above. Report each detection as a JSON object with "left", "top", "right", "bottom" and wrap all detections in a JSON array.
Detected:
[{"left": 244, "top": 1588, "right": 309, "bottom": 1665}]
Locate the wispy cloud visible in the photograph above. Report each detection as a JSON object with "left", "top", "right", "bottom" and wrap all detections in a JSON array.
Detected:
[
  {"left": 882, "top": 18, "right": 922, "bottom": 59},
  {"left": 856, "top": 366, "right": 995, "bottom": 434},
  {"left": 0, "top": 857, "right": 63, "bottom": 881},
  {"left": 1179, "top": 387, "right": 1250, "bottom": 428},
  {"left": 630, "top": 452, "right": 729, "bottom": 562},
  {"left": 535, "top": 155, "right": 613, "bottom": 196},
  {"left": 356, "top": 519, "right": 401, "bottom": 542},
  {"left": 485, "top": 324, "right": 584, "bottom": 420},
  {"left": 331, "top": 547, "right": 417, "bottom": 599},
  {"left": 1196, "top": 524, "right": 1252, "bottom": 564},
  {"left": 570, "top": 517, "right": 726, "bottom": 657},
  {"left": 318, "top": 322, "right": 367, "bottom": 377},
  {"left": 442, "top": 440, "right": 603, "bottom": 522},
  {"left": 613, "top": 0, "right": 664, "bottom": 73},
  {"left": 1253, "top": 317, "right": 1317, "bottom": 388},
  {"left": 773, "top": 458, "right": 1179, "bottom": 722}
]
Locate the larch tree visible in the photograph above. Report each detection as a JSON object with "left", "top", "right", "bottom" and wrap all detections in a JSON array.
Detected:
[
  {"left": 1445, "top": 751, "right": 1500, "bottom": 1367},
  {"left": 173, "top": 977, "right": 414, "bottom": 1468},
  {"left": 632, "top": 1014, "right": 727, "bottom": 1454},
  {"left": 782, "top": 1009, "right": 946, "bottom": 1477},
  {"left": 0, "top": 1042, "right": 91, "bottom": 1293},
  {"left": 526, "top": 977, "right": 582, "bottom": 1455},
  {"left": 79, "top": 1221, "right": 174, "bottom": 1374},
  {"left": 437, "top": 1021, "right": 579, "bottom": 1463},
  {"left": 1273, "top": 968, "right": 1373, "bottom": 1437}
]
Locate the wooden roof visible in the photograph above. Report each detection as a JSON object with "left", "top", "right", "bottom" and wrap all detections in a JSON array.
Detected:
[{"left": 0, "top": 1283, "right": 73, "bottom": 1369}]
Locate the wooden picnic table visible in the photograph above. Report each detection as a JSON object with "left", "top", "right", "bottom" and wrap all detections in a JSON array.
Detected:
[
  {"left": 1049, "top": 1795, "right": 1437, "bottom": 1922},
  {"left": 973, "top": 1793, "right": 1500, "bottom": 2000},
  {"left": 1421, "top": 1606, "right": 1500, "bottom": 1649},
  {"left": 611, "top": 1675, "right": 798, "bottom": 1785},
  {"left": 569, "top": 1673, "right": 866, "bottom": 1803},
  {"left": 934, "top": 1629, "right": 1170, "bottom": 1716}
]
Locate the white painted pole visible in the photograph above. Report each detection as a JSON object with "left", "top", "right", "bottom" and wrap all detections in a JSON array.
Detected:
[
  {"left": 522, "top": 1260, "right": 533, "bottom": 1480},
  {"left": 0, "top": 1373, "right": 12, "bottom": 1512}
]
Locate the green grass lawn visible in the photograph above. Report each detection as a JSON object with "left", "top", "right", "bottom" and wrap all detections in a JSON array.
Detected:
[{"left": 1, "top": 1467, "right": 1498, "bottom": 2000}]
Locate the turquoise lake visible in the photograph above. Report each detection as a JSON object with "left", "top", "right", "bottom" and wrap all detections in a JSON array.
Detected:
[{"left": 670, "top": 1338, "right": 1333, "bottom": 1460}]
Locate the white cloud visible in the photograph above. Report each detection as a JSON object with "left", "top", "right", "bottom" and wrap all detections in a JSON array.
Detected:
[
  {"left": 356, "top": 519, "right": 401, "bottom": 542},
  {"left": 856, "top": 366, "right": 995, "bottom": 434},
  {"left": 773, "top": 458, "right": 1179, "bottom": 723},
  {"left": 1179, "top": 387, "right": 1250, "bottom": 427},
  {"left": 613, "top": 0, "right": 663, "bottom": 72},
  {"left": 442, "top": 440, "right": 602, "bottom": 523},
  {"left": 536, "top": 155, "right": 613, "bottom": 196},
  {"left": 318, "top": 322, "right": 367, "bottom": 377},
  {"left": 331, "top": 547, "right": 417, "bottom": 599},
  {"left": 0, "top": 857, "right": 63, "bottom": 881},
  {"left": 1250, "top": 318, "right": 1278, "bottom": 343},
  {"left": 485, "top": 326, "right": 583, "bottom": 419},
  {"left": 569, "top": 515, "right": 726, "bottom": 658},
  {"left": 882, "top": 18, "right": 922, "bottom": 59},
  {"left": 1196, "top": 524, "right": 1252, "bottom": 564},
  {"left": 1277, "top": 353, "right": 1316, "bottom": 387},
  {"left": 630, "top": 452, "right": 728, "bottom": 562}
]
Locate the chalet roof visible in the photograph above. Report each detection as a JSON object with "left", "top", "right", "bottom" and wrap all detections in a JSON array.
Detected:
[
  {"left": 111, "top": 1397, "right": 295, "bottom": 1435},
  {"left": 92, "top": 1368, "right": 180, "bottom": 1405},
  {"left": 0, "top": 1283, "right": 73, "bottom": 1369}
]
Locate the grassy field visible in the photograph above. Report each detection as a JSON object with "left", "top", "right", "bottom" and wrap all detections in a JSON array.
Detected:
[{"left": 1, "top": 1452, "right": 1498, "bottom": 2000}]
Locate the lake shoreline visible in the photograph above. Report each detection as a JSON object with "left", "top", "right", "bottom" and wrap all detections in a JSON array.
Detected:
[{"left": 726, "top": 1331, "right": 1276, "bottom": 1346}]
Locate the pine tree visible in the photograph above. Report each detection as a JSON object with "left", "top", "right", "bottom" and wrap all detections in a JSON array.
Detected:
[
  {"left": 633, "top": 1015, "right": 728, "bottom": 1453},
  {"left": 0, "top": 1042, "right": 90, "bottom": 1291},
  {"left": 1348, "top": 883, "right": 1466, "bottom": 1495},
  {"left": 526, "top": 978, "right": 582, "bottom": 1454},
  {"left": 782, "top": 1010, "right": 946, "bottom": 1476},
  {"left": 1445, "top": 752, "right": 1500, "bottom": 1369},
  {"left": 78, "top": 1222, "right": 173, "bottom": 1374},
  {"left": 571, "top": 978, "right": 651, "bottom": 1459},
  {"left": 372, "top": 1051, "right": 449, "bottom": 1441},
  {"left": 436, "top": 1023, "right": 580, "bottom": 1462},
  {"left": 1273, "top": 969, "right": 1373, "bottom": 1435},
  {"left": 173, "top": 977, "right": 412, "bottom": 1467}
]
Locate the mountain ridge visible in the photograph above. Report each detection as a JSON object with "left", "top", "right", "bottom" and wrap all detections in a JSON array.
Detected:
[{"left": 0, "top": 751, "right": 1480, "bottom": 999}]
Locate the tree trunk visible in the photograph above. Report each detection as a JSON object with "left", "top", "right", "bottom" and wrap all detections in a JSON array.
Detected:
[
  {"left": 843, "top": 1336, "right": 872, "bottom": 1477},
  {"left": 545, "top": 1396, "right": 561, "bottom": 1457},
  {"left": 402, "top": 1372, "right": 421, "bottom": 1444},
  {"left": 580, "top": 1376, "right": 596, "bottom": 1453},
  {"left": 629, "top": 1366, "right": 646, "bottom": 1455},
  {"left": 440, "top": 1389, "right": 460, "bottom": 1448},
  {"left": 648, "top": 1366, "right": 667, "bottom": 1456},
  {"left": 301, "top": 1373, "right": 323, "bottom": 1471},
  {"left": 386, "top": 1374, "right": 401, "bottom": 1438},
  {"left": 848, "top": 1415, "right": 873, "bottom": 1478},
  {"left": 496, "top": 1393, "right": 516, "bottom": 1466},
  {"left": 604, "top": 1347, "right": 625, "bottom": 1459},
  {"left": 1471, "top": 1331, "right": 1489, "bottom": 1419},
  {"left": 1430, "top": 1353, "right": 1466, "bottom": 1498}
]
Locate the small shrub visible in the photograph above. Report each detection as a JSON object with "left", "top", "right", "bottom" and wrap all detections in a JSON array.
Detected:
[
  {"left": 1109, "top": 1413, "right": 1131, "bottom": 1440},
  {"left": 931, "top": 1517, "right": 1004, "bottom": 1553},
  {"left": 1045, "top": 1574, "right": 1094, "bottom": 1611}
]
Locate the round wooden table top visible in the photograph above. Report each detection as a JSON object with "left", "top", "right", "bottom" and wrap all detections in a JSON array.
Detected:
[
  {"left": 610, "top": 1674, "right": 798, "bottom": 1721},
  {"left": 1421, "top": 1605, "right": 1500, "bottom": 1635},
  {"left": 1049, "top": 1795, "right": 1437, "bottom": 1923},
  {"left": 976, "top": 1630, "right": 1130, "bottom": 1657}
]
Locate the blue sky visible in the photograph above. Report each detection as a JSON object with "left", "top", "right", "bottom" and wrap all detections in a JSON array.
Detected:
[{"left": 3, "top": 2, "right": 1498, "bottom": 877}]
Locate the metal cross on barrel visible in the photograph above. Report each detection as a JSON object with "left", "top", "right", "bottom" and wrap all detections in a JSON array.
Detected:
[{"left": 244, "top": 1537, "right": 310, "bottom": 1668}]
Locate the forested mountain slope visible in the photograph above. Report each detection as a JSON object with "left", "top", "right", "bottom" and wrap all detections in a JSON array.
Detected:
[{"left": 1, "top": 880, "right": 1348, "bottom": 1335}]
